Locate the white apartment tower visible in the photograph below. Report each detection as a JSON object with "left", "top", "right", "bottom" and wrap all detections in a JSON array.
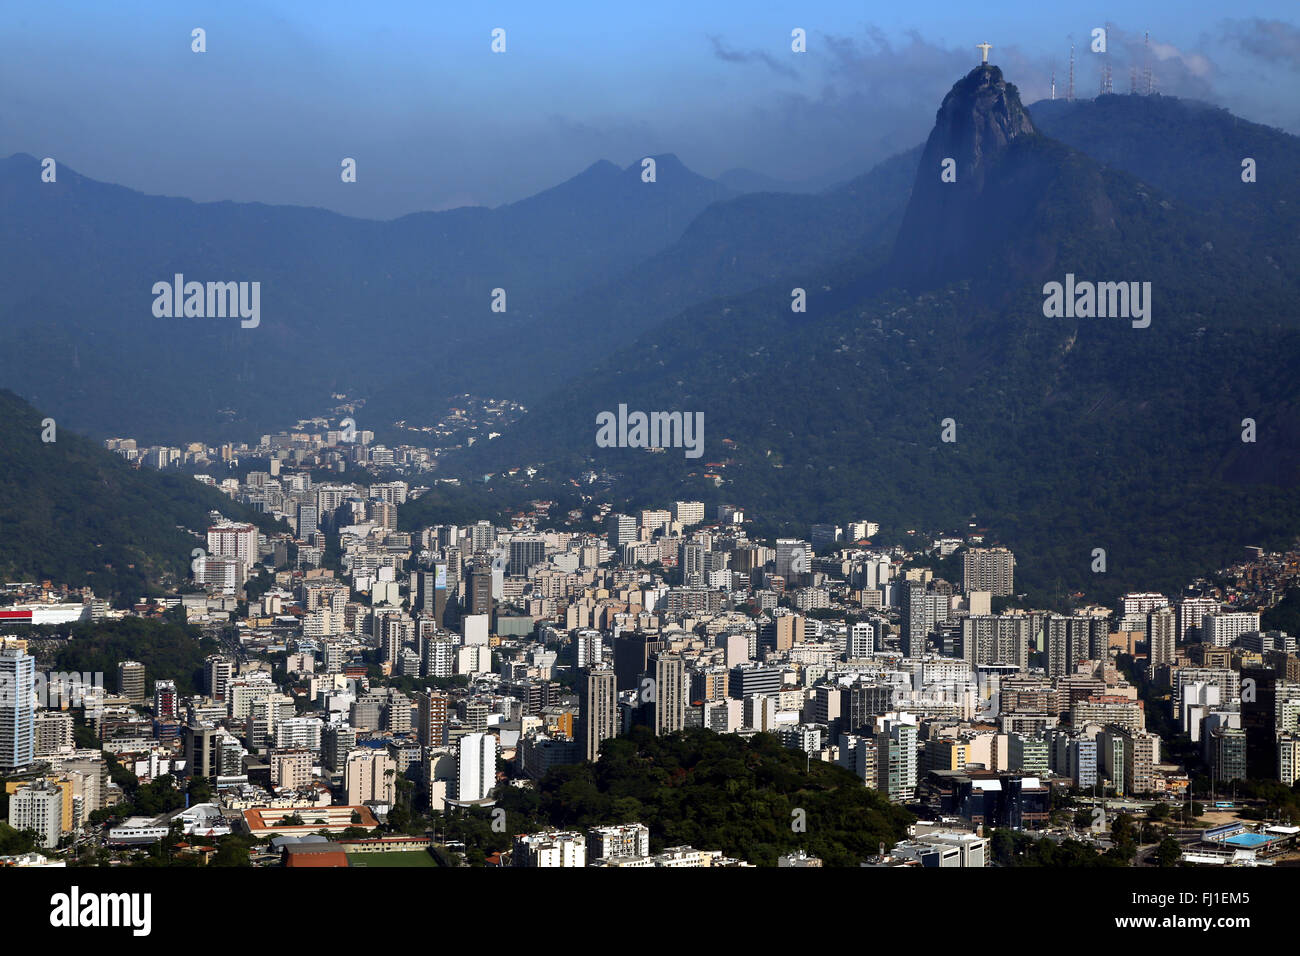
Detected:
[
  {"left": 456, "top": 732, "right": 498, "bottom": 802},
  {"left": 0, "top": 649, "right": 36, "bottom": 773},
  {"left": 1203, "top": 612, "right": 1262, "bottom": 648},
  {"left": 207, "top": 522, "right": 259, "bottom": 572}
]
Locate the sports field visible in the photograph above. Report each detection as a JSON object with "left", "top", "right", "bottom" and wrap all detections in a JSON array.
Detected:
[{"left": 345, "top": 850, "right": 437, "bottom": 868}]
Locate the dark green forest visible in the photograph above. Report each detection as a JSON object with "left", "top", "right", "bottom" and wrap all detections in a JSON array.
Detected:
[
  {"left": 444, "top": 728, "right": 913, "bottom": 867},
  {"left": 44, "top": 614, "right": 218, "bottom": 696}
]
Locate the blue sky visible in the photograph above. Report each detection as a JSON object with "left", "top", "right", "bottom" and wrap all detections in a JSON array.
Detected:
[{"left": 3, "top": 0, "right": 1298, "bottom": 217}]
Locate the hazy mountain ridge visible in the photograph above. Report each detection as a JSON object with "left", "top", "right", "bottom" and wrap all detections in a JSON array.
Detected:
[{"left": 0, "top": 151, "right": 734, "bottom": 441}]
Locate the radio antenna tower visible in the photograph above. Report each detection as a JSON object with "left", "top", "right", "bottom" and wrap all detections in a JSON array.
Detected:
[
  {"left": 1143, "top": 32, "right": 1153, "bottom": 95},
  {"left": 1050, "top": 68, "right": 1056, "bottom": 100},
  {"left": 1129, "top": 65, "right": 1137, "bottom": 94},
  {"left": 1067, "top": 41, "right": 1075, "bottom": 102},
  {"left": 1099, "top": 24, "right": 1113, "bottom": 95}
]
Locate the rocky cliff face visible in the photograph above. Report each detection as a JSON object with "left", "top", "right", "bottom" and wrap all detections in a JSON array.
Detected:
[
  {"left": 889, "top": 65, "right": 1041, "bottom": 286},
  {"left": 928, "top": 65, "right": 1035, "bottom": 189}
]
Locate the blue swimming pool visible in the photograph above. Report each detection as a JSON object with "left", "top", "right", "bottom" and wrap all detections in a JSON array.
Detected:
[{"left": 1222, "top": 833, "right": 1271, "bottom": 847}]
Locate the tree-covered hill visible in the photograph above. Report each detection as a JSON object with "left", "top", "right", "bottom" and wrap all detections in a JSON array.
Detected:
[
  {"left": 44, "top": 614, "right": 218, "bottom": 697},
  {"left": 538, "top": 729, "right": 913, "bottom": 866},
  {"left": 0, "top": 389, "right": 274, "bottom": 604},
  {"left": 461, "top": 728, "right": 913, "bottom": 867}
]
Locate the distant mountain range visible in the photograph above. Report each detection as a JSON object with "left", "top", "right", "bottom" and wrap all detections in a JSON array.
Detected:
[
  {"left": 4, "top": 65, "right": 1300, "bottom": 606},
  {"left": 0, "top": 152, "right": 734, "bottom": 442}
]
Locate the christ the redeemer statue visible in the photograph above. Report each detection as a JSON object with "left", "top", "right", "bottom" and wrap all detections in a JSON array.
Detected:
[{"left": 977, "top": 42, "right": 992, "bottom": 64}]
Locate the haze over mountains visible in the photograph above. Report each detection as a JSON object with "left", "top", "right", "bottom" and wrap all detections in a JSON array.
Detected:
[
  {"left": 0, "top": 152, "right": 734, "bottom": 440},
  {"left": 3, "top": 62, "right": 1300, "bottom": 604},
  {"left": 0, "top": 140, "right": 928, "bottom": 440}
]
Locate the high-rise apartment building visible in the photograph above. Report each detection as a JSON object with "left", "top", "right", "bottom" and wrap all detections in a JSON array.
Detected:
[
  {"left": 422, "top": 637, "right": 457, "bottom": 679},
  {"left": 297, "top": 504, "right": 319, "bottom": 539},
  {"left": 117, "top": 661, "right": 146, "bottom": 703},
  {"left": 0, "top": 649, "right": 36, "bottom": 773},
  {"left": 271, "top": 749, "right": 313, "bottom": 790},
  {"left": 34, "top": 711, "right": 74, "bottom": 757},
  {"left": 588, "top": 823, "right": 650, "bottom": 861},
  {"left": 1147, "top": 606, "right": 1177, "bottom": 674},
  {"left": 153, "top": 679, "right": 177, "bottom": 720},
  {"left": 345, "top": 749, "right": 396, "bottom": 805},
  {"left": 1203, "top": 612, "right": 1262, "bottom": 648},
  {"left": 575, "top": 630, "right": 604, "bottom": 669},
  {"left": 962, "top": 615, "right": 1031, "bottom": 669},
  {"left": 322, "top": 723, "right": 357, "bottom": 772},
  {"left": 606, "top": 514, "right": 637, "bottom": 550},
  {"left": 848, "top": 620, "right": 878, "bottom": 658},
  {"left": 759, "top": 612, "right": 806, "bottom": 652},
  {"left": 903, "top": 584, "right": 949, "bottom": 656},
  {"left": 877, "top": 719, "right": 919, "bottom": 802},
  {"left": 7, "top": 779, "right": 62, "bottom": 848},
  {"left": 456, "top": 732, "right": 498, "bottom": 802},
  {"left": 1279, "top": 733, "right": 1300, "bottom": 786},
  {"left": 1119, "top": 592, "right": 1169, "bottom": 616},
  {"left": 204, "top": 656, "right": 234, "bottom": 702},
  {"left": 639, "top": 510, "right": 672, "bottom": 535},
  {"left": 963, "top": 547, "right": 1015, "bottom": 596},
  {"left": 469, "top": 520, "right": 497, "bottom": 554},
  {"left": 671, "top": 501, "right": 705, "bottom": 527},
  {"left": 1122, "top": 729, "right": 1160, "bottom": 795},
  {"left": 1177, "top": 596, "right": 1220, "bottom": 643},
  {"left": 1044, "top": 615, "right": 1104, "bottom": 678},
  {"left": 416, "top": 689, "right": 449, "bottom": 747},
  {"left": 1008, "top": 733, "right": 1050, "bottom": 775},
  {"left": 577, "top": 667, "right": 617, "bottom": 762},
  {"left": 207, "top": 521, "right": 259, "bottom": 571},
  {"left": 509, "top": 536, "right": 547, "bottom": 576},
  {"left": 513, "top": 831, "right": 587, "bottom": 867},
  {"left": 652, "top": 655, "right": 687, "bottom": 736}
]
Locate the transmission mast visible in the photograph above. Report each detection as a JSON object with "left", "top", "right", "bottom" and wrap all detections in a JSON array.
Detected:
[
  {"left": 1099, "top": 23, "right": 1113, "bottom": 95},
  {"left": 1143, "top": 32, "right": 1153, "bottom": 95},
  {"left": 1067, "top": 41, "right": 1075, "bottom": 102}
]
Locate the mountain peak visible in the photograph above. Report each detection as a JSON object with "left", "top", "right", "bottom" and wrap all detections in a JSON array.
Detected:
[
  {"left": 928, "top": 64, "right": 1035, "bottom": 186},
  {"left": 624, "top": 153, "right": 691, "bottom": 176},
  {"left": 888, "top": 65, "right": 1040, "bottom": 286},
  {"left": 580, "top": 159, "right": 622, "bottom": 177}
]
